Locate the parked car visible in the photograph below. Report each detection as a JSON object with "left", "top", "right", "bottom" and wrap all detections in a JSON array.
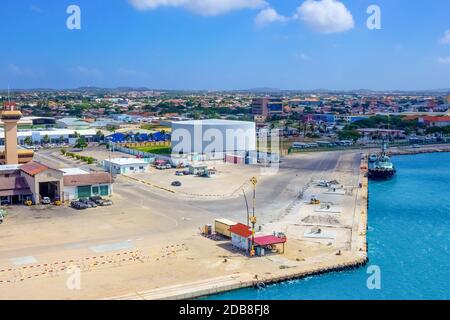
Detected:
[
  {"left": 89, "top": 196, "right": 113, "bottom": 206},
  {"left": 171, "top": 181, "right": 182, "bottom": 187},
  {"left": 71, "top": 201, "right": 89, "bottom": 210},
  {"left": 175, "top": 171, "right": 184, "bottom": 176},
  {"left": 79, "top": 198, "right": 97, "bottom": 208},
  {"left": 0, "top": 199, "right": 11, "bottom": 206},
  {"left": 98, "top": 199, "right": 113, "bottom": 206},
  {"left": 90, "top": 196, "right": 103, "bottom": 204},
  {"left": 41, "top": 197, "right": 52, "bottom": 205}
]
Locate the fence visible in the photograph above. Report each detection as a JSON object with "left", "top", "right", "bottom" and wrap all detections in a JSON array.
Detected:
[{"left": 288, "top": 139, "right": 450, "bottom": 154}]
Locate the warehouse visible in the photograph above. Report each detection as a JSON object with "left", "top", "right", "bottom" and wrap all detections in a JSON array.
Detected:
[
  {"left": 103, "top": 158, "right": 149, "bottom": 174},
  {"left": 62, "top": 169, "right": 112, "bottom": 201},
  {"left": 171, "top": 119, "right": 256, "bottom": 163},
  {"left": 0, "top": 165, "right": 32, "bottom": 205},
  {"left": 0, "top": 128, "right": 98, "bottom": 146},
  {"left": 20, "top": 161, "right": 64, "bottom": 204}
]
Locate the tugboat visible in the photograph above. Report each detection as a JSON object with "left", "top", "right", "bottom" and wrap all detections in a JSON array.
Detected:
[{"left": 368, "top": 141, "right": 396, "bottom": 180}]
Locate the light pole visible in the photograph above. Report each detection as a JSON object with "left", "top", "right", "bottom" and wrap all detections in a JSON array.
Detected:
[
  {"left": 109, "top": 141, "right": 114, "bottom": 196},
  {"left": 250, "top": 176, "right": 258, "bottom": 257},
  {"left": 242, "top": 188, "right": 250, "bottom": 227}
]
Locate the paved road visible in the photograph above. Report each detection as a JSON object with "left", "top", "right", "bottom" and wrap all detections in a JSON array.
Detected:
[{"left": 188, "top": 151, "right": 353, "bottom": 224}]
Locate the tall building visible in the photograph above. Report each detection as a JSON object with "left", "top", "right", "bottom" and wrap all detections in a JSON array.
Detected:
[
  {"left": 0, "top": 102, "right": 33, "bottom": 165},
  {"left": 251, "top": 97, "right": 284, "bottom": 117},
  {"left": 267, "top": 98, "right": 283, "bottom": 115},
  {"left": 251, "top": 98, "right": 269, "bottom": 116}
]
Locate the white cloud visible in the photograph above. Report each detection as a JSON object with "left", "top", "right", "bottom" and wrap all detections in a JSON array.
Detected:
[
  {"left": 439, "top": 30, "right": 450, "bottom": 44},
  {"left": 296, "top": 0, "right": 354, "bottom": 34},
  {"left": 437, "top": 57, "right": 450, "bottom": 64},
  {"left": 129, "top": 0, "right": 267, "bottom": 16},
  {"left": 254, "top": 7, "right": 289, "bottom": 27}
]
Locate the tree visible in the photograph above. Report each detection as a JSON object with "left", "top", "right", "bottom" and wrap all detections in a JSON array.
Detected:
[
  {"left": 24, "top": 136, "right": 33, "bottom": 146},
  {"left": 74, "top": 136, "right": 88, "bottom": 150},
  {"left": 96, "top": 130, "right": 104, "bottom": 142},
  {"left": 338, "top": 129, "right": 361, "bottom": 141},
  {"left": 42, "top": 135, "right": 50, "bottom": 144}
]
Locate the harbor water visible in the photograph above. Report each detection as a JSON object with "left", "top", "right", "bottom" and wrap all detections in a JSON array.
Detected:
[{"left": 207, "top": 152, "right": 450, "bottom": 300}]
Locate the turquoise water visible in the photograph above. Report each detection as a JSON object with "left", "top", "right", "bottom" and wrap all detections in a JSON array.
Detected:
[{"left": 207, "top": 152, "right": 450, "bottom": 300}]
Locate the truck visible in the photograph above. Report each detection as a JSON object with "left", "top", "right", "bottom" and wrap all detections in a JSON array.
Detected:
[{"left": 214, "top": 218, "right": 238, "bottom": 238}]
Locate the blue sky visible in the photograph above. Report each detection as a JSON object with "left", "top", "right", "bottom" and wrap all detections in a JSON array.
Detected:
[{"left": 0, "top": 0, "right": 449, "bottom": 90}]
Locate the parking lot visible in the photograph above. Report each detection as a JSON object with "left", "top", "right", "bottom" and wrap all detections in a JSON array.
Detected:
[{"left": 131, "top": 162, "right": 263, "bottom": 199}]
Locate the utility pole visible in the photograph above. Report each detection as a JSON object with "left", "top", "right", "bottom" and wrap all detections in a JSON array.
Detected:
[
  {"left": 109, "top": 141, "right": 113, "bottom": 196},
  {"left": 242, "top": 188, "right": 250, "bottom": 227},
  {"left": 250, "top": 176, "right": 258, "bottom": 257}
]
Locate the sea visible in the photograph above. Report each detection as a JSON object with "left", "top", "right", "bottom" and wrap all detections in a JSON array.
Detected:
[{"left": 206, "top": 152, "right": 450, "bottom": 300}]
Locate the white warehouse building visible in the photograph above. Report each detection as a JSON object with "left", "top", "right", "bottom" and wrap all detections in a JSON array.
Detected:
[
  {"left": 103, "top": 158, "right": 150, "bottom": 174},
  {"left": 0, "top": 128, "right": 98, "bottom": 146},
  {"left": 171, "top": 119, "right": 256, "bottom": 163}
]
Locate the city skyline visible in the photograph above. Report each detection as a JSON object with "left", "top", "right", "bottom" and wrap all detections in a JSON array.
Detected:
[{"left": 1, "top": 0, "right": 449, "bottom": 91}]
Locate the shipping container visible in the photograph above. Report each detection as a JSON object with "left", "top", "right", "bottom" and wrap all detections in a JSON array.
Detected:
[{"left": 214, "top": 218, "right": 237, "bottom": 238}]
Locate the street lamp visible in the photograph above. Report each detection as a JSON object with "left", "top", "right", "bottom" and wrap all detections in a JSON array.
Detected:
[{"left": 250, "top": 176, "right": 258, "bottom": 257}]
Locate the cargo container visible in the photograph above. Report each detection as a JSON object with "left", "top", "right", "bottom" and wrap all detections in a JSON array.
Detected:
[{"left": 214, "top": 218, "right": 237, "bottom": 238}]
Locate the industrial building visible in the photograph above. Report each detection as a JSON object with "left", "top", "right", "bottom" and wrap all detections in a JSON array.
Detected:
[
  {"left": 251, "top": 97, "right": 284, "bottom": 117},
  {"left": 62, "top": 169, "right": 112, "bottom": 200},
  {"left": 0, "top": 162, "right": 113, "bottom": 204},
  {"left": 103, "top": 158, "right": 149, "bottom": 174},
  {"left": 0, "top": 129, "right": 98, "bottom": 146},
  {"left": 171, "top": 119, "right": 256, "bottom": 163}
]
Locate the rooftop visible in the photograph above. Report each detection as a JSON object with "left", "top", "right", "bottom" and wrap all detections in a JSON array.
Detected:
[
  {"left": 173, "top": 119, "right": 254, "bottom": 126},
  {"left": 229, "top": 223, "right": 252, "bottom": 238},
  {"left": 63, "top": 172, "right": 112, "bottom": 187},
  {"left": 20, "top": 161, "right": 49, "bottom": 176},
  {"left": 104, "top": 158, "right": 149, "bottom": 166},
  {"left": 61, "top": 168, "right": 90, "bottom": 176},
  {"left": 0, "top": 176, "right": 31, "bottom": 197},
  {"left": 253, "top": 235, "right": 287, "bottom": 247}
]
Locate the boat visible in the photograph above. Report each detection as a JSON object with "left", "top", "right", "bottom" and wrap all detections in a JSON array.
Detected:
[{"left": 368, "top": 141, "right": 396, "bottom": 180}]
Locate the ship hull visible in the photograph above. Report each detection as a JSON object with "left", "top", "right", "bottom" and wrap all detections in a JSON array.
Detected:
[{"left": 368, "top": 169, "right": 396, "bottom": 180}]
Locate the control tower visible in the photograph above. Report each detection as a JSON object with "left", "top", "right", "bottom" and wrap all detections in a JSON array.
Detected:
[{"left": 1, "top": 102, "right": 22, "bottom": 164}]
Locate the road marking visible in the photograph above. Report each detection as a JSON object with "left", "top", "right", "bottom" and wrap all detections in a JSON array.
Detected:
[
  {"left": 11, "top": 256, "right": 38, "bottom": 266},
  {"left": 89, "top": 241, "right": 134, "bottom": 253}
]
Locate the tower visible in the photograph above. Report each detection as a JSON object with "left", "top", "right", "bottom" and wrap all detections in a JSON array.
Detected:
[{"left": 1, "top": 102, "right": 22, "bottom": 164}]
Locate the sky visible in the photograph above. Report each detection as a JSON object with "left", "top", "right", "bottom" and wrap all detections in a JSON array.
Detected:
[{"left": 0, "top": 0, "right": 449, "bottom": 91}]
